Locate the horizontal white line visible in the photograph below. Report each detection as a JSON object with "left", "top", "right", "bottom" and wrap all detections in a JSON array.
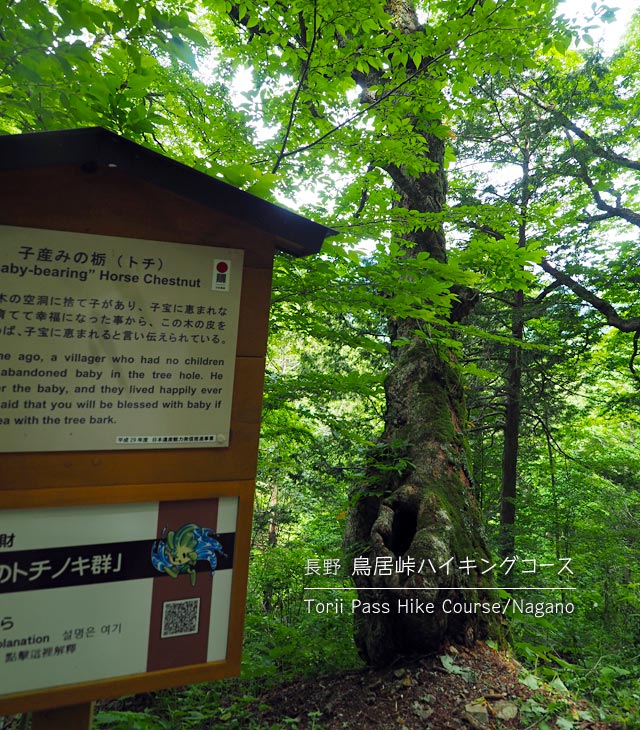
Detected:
[{"left": 303, "top": 587, "right": 576, "bottom": 591}]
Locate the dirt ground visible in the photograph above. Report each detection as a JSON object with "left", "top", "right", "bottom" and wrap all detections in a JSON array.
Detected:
[
  {"left": 0, "top": 642, "right": 619, "bottom": 729},
  {"left": 250, "top": 642, "right": 617, "bottom": 729}
]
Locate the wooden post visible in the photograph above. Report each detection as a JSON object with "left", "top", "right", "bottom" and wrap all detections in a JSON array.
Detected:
[
  {"left": 31, "top": 703, "right": 94, "bottom": 730},
  {"left": 31, "top": 702, "right": 93, "bottom": 730}
]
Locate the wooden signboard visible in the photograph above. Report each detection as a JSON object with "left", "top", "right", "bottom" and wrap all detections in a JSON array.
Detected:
[{"left": 0, "top": 128, "right": 332, "bottom": 721}]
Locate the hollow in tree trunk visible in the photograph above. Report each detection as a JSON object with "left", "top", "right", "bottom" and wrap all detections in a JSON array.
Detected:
[{"left": 343, "top": 133, "right": 498, "bottom": 666}]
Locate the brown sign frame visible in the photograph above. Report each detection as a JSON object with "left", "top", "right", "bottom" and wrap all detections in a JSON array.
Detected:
[
  {"left": 0, "top": 481, "right": 253, "bottom": 716},
  {"left": 0, "top": 128, "right": 332, "bottom": 718}
]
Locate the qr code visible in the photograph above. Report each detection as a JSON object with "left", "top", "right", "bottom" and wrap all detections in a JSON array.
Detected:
[{"left": 161, "top": 598, "right": 201, "bottom": 638}]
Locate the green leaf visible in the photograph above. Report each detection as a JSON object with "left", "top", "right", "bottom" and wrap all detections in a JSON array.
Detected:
[
  {"left": 439, "top": 655, "right": 477, "bottom": 682},
  {"left": 168, "top": 36, "right": 197, "bottom": 67},
  {"left": 462, "top": 362, "right": 497, "bottom": 379},
  {"left": 550, "top": 676, "right": 569, "bottom": 694},
  {"left": 556, "top": 718, "right": 574, "bottom": 730},
  {"left": 519, "top": 673, "right": 540, "bottom": 690},
  {"left": 247, "top": 172, "right": 279, "bottom": 200}
]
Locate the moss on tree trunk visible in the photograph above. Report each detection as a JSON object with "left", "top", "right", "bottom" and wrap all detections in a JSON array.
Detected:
[
  {"left": 343, "top": 130, "right": 499, "bottom": 666},
  {"left": 344, "top": 340, "right": 499, "bottom": 664}
]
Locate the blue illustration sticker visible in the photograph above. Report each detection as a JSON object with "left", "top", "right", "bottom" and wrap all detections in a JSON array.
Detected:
[{"left": 151, "top": 524, "right": 226, "bottom": 586}]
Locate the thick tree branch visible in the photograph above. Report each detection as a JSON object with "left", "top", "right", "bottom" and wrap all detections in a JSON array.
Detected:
[
  {"left": 630, "top": 330, "right": 640, "bottom": 381},
  {"left": 580, "top": 210, "right": 620, "bottom": 223},
  {"left": 587, "top": 196, "right": 640, "bottom": 229},
  {"left": 564, "top": 131, "right": 640, "bottom": 228},
  {"left": 539, "top": 258, "right": 640, "bottom": 333}
]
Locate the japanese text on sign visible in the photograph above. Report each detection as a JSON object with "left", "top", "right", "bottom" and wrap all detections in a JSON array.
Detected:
[{"left": 0, "top": 225, "right": 243, "bottom": 452}]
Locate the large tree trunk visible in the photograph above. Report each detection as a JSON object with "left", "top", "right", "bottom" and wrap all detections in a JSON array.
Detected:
[{"left": 344, "top": 133, "right": 497, "bottom": 665}]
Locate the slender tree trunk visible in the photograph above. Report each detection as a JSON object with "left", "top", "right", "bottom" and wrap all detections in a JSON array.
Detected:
[
  {"left": 262, "top": 483, "right": 279, "bottom": 613},
  {"left": 499, "top": 145, "right": 530, "bottom": 558},
  {"left": 540, "top": 393, "right": 562, "bottom": 562},
  {"left": 344, "top": 132, "right": 497, "bottom": 665},
  {"left": 267, "top": 482, "right": 279, "bottom": 549},
  {"left": 499, "top": 292, "right": 523, "bottom": 557}
]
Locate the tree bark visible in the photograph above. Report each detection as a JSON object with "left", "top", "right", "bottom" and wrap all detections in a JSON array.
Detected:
[
  {"left": 499, "top": 145, "right": 529, "bottom": 557},
  {"left": 499, "top": 290, "right": 523, "bottom": 558},
  {"left": 344, "top": 131, "right": 497, "bottom": 665}
]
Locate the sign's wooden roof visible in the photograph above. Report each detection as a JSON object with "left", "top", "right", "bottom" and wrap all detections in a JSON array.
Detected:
[{"left": 0, "top": 127, "right": 334, "bottom": 257}]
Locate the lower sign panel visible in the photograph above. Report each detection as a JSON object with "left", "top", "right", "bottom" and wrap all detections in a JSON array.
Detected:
[{"left": 0, "top": 498, "right": 238, "bottom": 698}]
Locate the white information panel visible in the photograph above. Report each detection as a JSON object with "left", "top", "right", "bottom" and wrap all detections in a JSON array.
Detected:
[
  {"left": 0, "top": 499, "right": 237, "bottom": 697},
  {"left": 0, "top": 225, "right": 243, "bottom": 452}
]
